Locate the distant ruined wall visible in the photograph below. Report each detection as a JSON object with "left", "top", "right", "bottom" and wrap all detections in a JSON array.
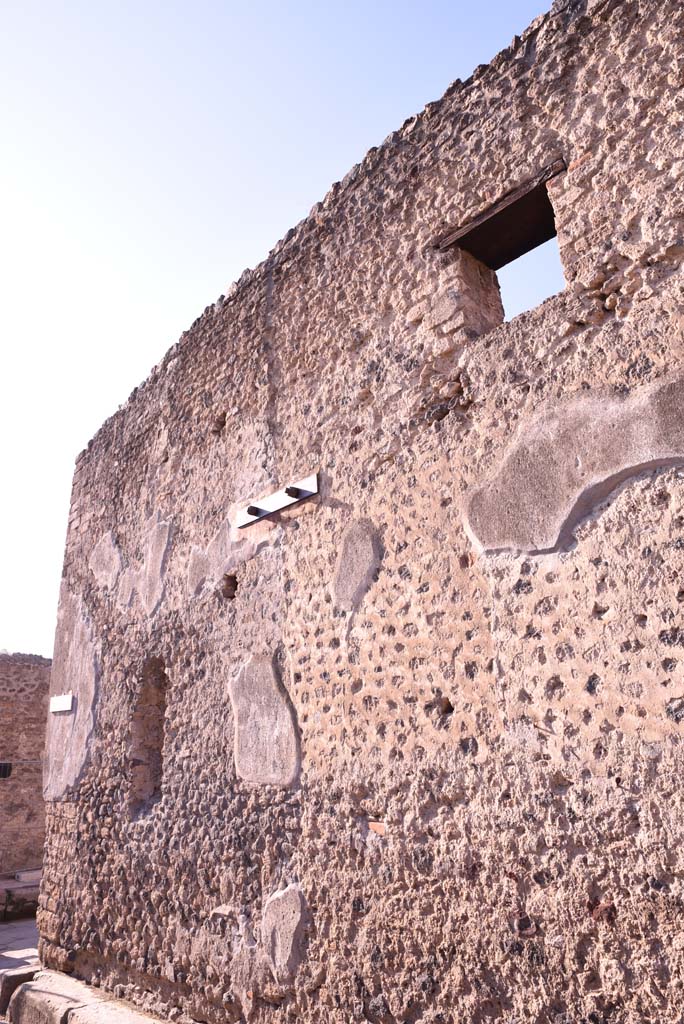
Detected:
[
  {"left": 39, "top": 0, "right": 684, "bottom": 1022},
  {"left": 0, "top": 654, "right": 50, "bottom": 874}
]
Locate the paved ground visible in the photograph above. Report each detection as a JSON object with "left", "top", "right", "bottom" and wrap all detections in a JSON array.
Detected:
[{"left": 0, "top": 919, "right": 38, "bottom": 971}]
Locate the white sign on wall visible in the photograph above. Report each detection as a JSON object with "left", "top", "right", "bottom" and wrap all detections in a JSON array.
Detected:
[{"left": 50, "top": 693, "right": 74, "bottom": 713}]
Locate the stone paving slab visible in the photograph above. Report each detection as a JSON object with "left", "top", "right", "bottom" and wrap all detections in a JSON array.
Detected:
[
  {"left": 70, "top": 999, "right": 161, "bottom": 1024},
  {"left": 0, "top": 919, "right": 39, "bottom": 971}
]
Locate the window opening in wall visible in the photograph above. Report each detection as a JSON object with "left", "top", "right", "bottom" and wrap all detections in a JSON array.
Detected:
[
  {"left": 437, "top": 159, "right": 566, "bottom": 321},
  {"left": 497, "top": 236, "right": 566, "bottom": 321},
  {"left": 0, "top": 763, "right": 12, "bottom": 780},
  {"left": 129, "top": 657, "right": 168, "bottom": 818}
]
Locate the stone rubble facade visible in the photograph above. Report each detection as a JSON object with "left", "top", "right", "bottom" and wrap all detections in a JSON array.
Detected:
[
  {"left": 0, "top": 654, "right": 50, "bottom": 877},
  {"left": 36, "top": 0, "right": 684, "bottom": 1021}
]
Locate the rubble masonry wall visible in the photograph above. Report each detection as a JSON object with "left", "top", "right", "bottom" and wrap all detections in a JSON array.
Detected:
[
  {"left": 40, "top": 0, "right": 684, "bottom": 1021},
  {"left": 0, "top": 654, "right": 50, "bottom": 874}
]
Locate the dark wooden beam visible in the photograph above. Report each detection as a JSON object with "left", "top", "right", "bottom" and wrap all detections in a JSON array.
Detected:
[{"left": 436, "top": 159, "right": 566, "bottom": 270}]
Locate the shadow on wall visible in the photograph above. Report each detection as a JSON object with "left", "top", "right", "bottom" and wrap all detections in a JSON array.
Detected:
[{"left": 129, "top": 657, "right": 168, "bottom": 818}]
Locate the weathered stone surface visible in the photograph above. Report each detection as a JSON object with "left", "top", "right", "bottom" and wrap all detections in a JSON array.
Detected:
[
  {"left": 467, "top": 376, "right": 684, "bottom": 553},
  {"left": 43, "top": 589, "right": 99, "bottom": 801},
  {"left": 6, "top": 973, "right": 164, "bottom": 1024},
  {"left": 87, "top": 533, "right": 122, "bottom": 591},
  {"left": 69, "top": 999, "right": 160, "bottom": 1024},
  {"left": 261, "top": 885, "right": 306, "bottom": 985},
  {"left": 228, "top": 657, "right": 299, "bottom": 787},
  {"left": 8, "top": 972, "right": 108, "bottom": 1024},
  {"left": 333, "top": 519, "right": 382, "bottom": 610},
  {"left": 0, "top": 654, "right": 50, "bottom": 874},
  {"left": 0, "top": 968, "right": 38, "bottom": 1016}
]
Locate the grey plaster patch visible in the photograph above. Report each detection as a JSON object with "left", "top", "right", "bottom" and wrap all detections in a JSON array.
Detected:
[
  {"left": 466, "top": 376, "right": 684, "bottom": 554},
  {"left": 333, "top": 519, "right": 382, "bottom": 610},
  {"left": 228, "top": 656, "right": 300, "bottom": 787},
  {"left": 187, "top": 547, "right": 210, "bottom": 597},
  {"left": 186, "top": 519, "right": 261, "bottom": 598},
  {"left": 88, "top": 531, "right": 122, "bottom": 591},
  {"left": 139, "top": 517, "right": 173, "bottom": 616},
  {"left": 44, "top": 588, "right": 99, "bottom": 801},
  {"left": 261, "top": 884, "right": 307, "bottom": 985},
  {"left": 116, "top": 569, "right": 137, "bottom": 610},
  {"left": 206, "top": 519, "right": 242, "bottom": 569},
  {"left": 113, "top": 518, "right": 172, "bottom": 614}
]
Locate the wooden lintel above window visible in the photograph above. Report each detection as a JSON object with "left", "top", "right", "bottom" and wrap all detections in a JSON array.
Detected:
[{"left": 436, "top": 159, "right": 566, "bottom": 270}]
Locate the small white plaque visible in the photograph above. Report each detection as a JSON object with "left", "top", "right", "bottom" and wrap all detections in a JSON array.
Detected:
[{"left": 50, "top": 693, "right": 73, "bottom": 713}]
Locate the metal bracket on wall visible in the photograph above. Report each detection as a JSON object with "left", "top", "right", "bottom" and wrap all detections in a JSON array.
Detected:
[{"left": 235, "top": 473, "right": 319, "bottom": 529}]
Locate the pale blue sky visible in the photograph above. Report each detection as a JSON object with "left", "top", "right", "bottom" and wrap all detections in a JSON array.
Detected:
[{"left": 0, "top": 0, "right": 562, "bottom": 657}]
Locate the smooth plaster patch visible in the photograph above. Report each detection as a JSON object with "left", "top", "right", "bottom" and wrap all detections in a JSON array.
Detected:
[
  {"left": 114, "top": 517, "right": 173, "bottom": 615},
  {"left": 116, "top": 569, "right": 137, "bottom": 610},
  {"left": 44, "top": 588, "right": 99, "bottom": 801},
  {"left": 261, "top": 885, "right": 307, "bottom": 985},
  {"left": 228, "top": 656, "right": 300, "bottom": 787},
  {"left": 466, "top": 377, "right": 684, "bottom": 553},
  {"left": 140, "top": 518, "right": 173, "bottom": 615},
  {"left": 333, "top": 519, "right": 382, "bottom": 610},
  {"left": 187, "top": 519, "right": 260, "bottom": 597},
  {"left": 88, "top": 532, "right": 122, "bottom": 591}
]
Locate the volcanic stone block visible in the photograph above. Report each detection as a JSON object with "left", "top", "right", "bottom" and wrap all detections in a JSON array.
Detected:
[
  {"left": 7, "top": 973, "right": 166, "bottom": 1024},
  {"left": 228, "top": 656, "right": 300, "bottom": 787},
  {"left": 8, "top": 971, "right": 109, "bottom": 1024},
  {"left": 467, "top": 377, "right": 684, "bottom": 553},
  {"left": 0, "top": 968, "right": 39, "bottom": 1015}
]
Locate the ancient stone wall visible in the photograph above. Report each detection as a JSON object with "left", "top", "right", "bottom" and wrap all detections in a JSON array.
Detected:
[
  {"left": 0, "top": 654, "right": 50, "bottom": 874},
  {"left": 40, "top": 0, "right": 684, "bottom": 1021}
]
